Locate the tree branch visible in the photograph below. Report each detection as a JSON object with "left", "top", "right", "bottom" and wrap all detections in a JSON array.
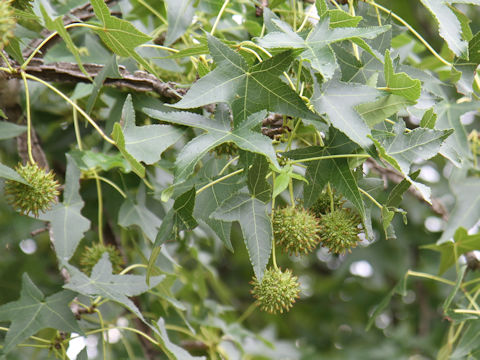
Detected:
[{"left": 2, "top": 58, "right": 185, "bottom": 100}]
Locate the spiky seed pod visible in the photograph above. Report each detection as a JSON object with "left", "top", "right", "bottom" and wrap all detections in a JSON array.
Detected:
[
  {"left": 318, "top": 208, "right": 361, "bottom": 254},
  {"left": 210, "top": 142, "right": 239, "bottom": 157},
  {"left": 251, "top": 267, "right": 300, "bottom": 314},
  {"left": 79, "top": 243, "right": 124, "bottom": 276},
  {"left": 273, "top": 206, "right": 321, "bottom": 256},
  {"left": 0, "top": 0, "right": 15, "bottom": 49},
  {"left": 4, "top": 163, "right": 60, "bottom": 217},
  {"left": 309, "top": 191, "right": 345, "bottom": 217}
]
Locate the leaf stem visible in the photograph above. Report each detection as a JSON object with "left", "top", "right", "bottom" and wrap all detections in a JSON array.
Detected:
[
  {"left": 289, "top": 153, "right": 370, "bottom": 164},
  {"left": 196, "top": 168, "right": 244, "bottom": 195},
  {"left": 271, "top": 173, "right": 278, "bottom": 270},
  {"left": 288, "top": 179, "right": 295, "bottom": 206},
  {"left": 348, "top": 0, "right": 360, "bottom": 60},
  {"left": 139, "top": 44, "right": 179, "bottom": 53},
  {"left": 85, "top": 175, "right": 127, "bottom": 199},
  {"left": 327, "top": 182, "right": 334, "bottom": 212},
  {"left": 119, "top": 263, "right": 147, "bottom": 274},
  {"left": 93, "top": 172, "right": 104, "bottom": 245},
  {"left": 24, "top": 73, "right": 115, "bottom": 145},
  {"left": 237, "top": 301, "right": 258, "bottom": 324},
  {"left": 218, "top": 155, "right": 239, "bottom": 175},
  {"left": 137, "top": 0, "right": 167, "bottom": 23},
  {"left": 366, "top": 1, "right": 452, "bottom": 67},
  {"left": 0, "top": 52, "right": 13, "bottom": 72},
  {"left": 359, "top": 188, "right": 382, "bottom": 209},
  {"left": 407, "top": 270, "right": 456, "bottom": 286},
  {"left": 72, "top": 102, "right": 83, "bottom": 151},
  {"left": 211, "top": 0, "right": 231, "bottom": 36},
  {"left": 20, "top": 71, "right": 35, "bottom": 164}
]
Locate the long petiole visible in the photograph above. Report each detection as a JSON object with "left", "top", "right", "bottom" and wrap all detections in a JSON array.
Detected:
[
  {"left": 196, "top": 168, "right": 244, "bottom": 195},
  {"left": 24, "top": 73, "right": 115, "bottom": 144},
  {"left": 366, "top": 1, "right": 452, "bottom": 67},
  {"left": 94, "top": 171, "right": 104, "bottom": 245},
  {"left": 20, "top": 71, "right": 35, "bottom": 164},
  {"left": 359, "top": 188, "right": 382, "bottom": 209},
  {"left": 211, "top": 0, "right": 230, "bottom": 35}
]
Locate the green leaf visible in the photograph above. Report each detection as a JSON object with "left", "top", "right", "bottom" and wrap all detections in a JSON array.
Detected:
[
  {"left": 425, "top": 228, "right": 480, "bottom": 274},
  {"left": 120, "top": 95, "right": 184, "bottom": 165},
  {"left": 356, "top": 94, "right": 415, "bottom": 127},
  {"left": 155, "top": 318, "right": 206, "bottom": 360},
  {"left": 258, "top": 9, "right": 389, "bottom": 79},
  {"left": 438, "top": 178, "right": 480, "bottom": 244},
  {"left": 170, "top": 34, "right": 320, "bottom": 124},
  {"left": 0, "top": 121, "right": 27, "bottom": 140},
  {"left": 89, "top": 0, "right": 155, "bottom": 74},
  {"left": 384, "top": 50, "right": 421, "bottom": 102},
  {"left": 0, "top": 163, "right": 30, "bottom": 185},
  {"left": 64, "top": 253, "right": 165, "bottom": 323},
  {"left": 143, "top": 107, "right": 279, "bottom": 184},
  {"left": 310, "top": 79, "right": 380, "bottom": 149},
  {"left": 247, "top": 154, "right": 271, "bottom": 202},
  {"left": 356, "top": 94, "right": 414, "bottom": 127},
  {"left": 164, "top": 0, "right": 195, "bottom": 46},
  {"left": 328, "top": 9, "right": 362, "bottom": 28},
  {"left": 419, "top": 0, "right": 480, "bottom": 58},
  {"left": 0, "top": 274, "right": 81, "bottom": 354},
  {"left": 211, "top": 191, "right": 272, "bottom": 280},
  {"left": 69, "top": 149, "right": 132, "bottom": 173},
  {"left": 39, "top": 155, "right": 91, "bottom": 265},
  {"left": 420, "top": 108, "right": 437, "bottom": 129},
  {"left": 371, "top": 121, "right": 452, "bottom": 203}
]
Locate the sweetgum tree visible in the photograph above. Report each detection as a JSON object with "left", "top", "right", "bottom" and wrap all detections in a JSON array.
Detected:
[{"left": 0, "top": 0, "right": 480, "bottom": 358}]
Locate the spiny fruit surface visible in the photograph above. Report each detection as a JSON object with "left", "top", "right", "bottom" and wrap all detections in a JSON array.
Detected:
[
  {"left": 273, "top": 206, "right": 321, "bottom": 256},
  {"left": 80, "top": 243, "right": 124, "bottom": 276},
  {"left": 318, "top": 208, "right": 361, "bottom": 254},
  {"left": 251, "top": 267, "right": 300, "bottom": 314},
  {"left": 4, "top": 162, "right": 60, "bottom": 217},
  {"left": 310, "top": 191, "right": 344, "bottom": 217},
  {"left": 0, "top": 0, "right": 15, "bottom": 49}
]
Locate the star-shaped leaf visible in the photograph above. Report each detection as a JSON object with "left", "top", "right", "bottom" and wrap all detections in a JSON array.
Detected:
[
  {"left": 0, "top": 274, "right": 81, "bottom": 354},
  {"left": 117, "top": 95, "right": 184, "bottom": 165},
  {"left": 169, "top": 34, "right": 320, "bottom": 124},
  {"left": 258, "top": 9, "right": 390, "bottom": 80},
  {"left": 39, "top": 154, "right": 91, "bottom": 265},
  {"left": 143, "top": 107, "right": 279, "bottom": 184},
  {"left": 64, "top": 254, "right": 164, "bottom": 324},
  {"left": 310, "top": 79, "right": 380, "bottom": 149},
  {"left": 424, "top": 228, "right": 480, "bottom": 274},
  {"left": 371, "top": 121, "right": 452, "bottom": 203}
]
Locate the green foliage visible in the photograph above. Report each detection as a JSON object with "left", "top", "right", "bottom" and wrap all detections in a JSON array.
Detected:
[{"left": 0, "top": 0, "right": 480, "bottom": 358}]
